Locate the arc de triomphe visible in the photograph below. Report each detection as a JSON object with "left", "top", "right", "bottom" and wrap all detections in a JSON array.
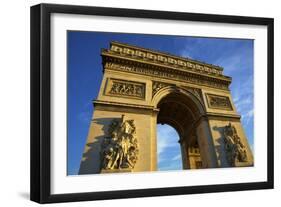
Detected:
[{"left": 79, "top": 41, "right": 253, "bottom": 174}]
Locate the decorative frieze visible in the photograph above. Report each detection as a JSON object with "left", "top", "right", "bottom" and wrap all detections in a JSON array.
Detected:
[
  {"left": 105, "top": 62, "right": 229, "bottom": 90},
  {"left": 107, "top": 78, "right": 145, "bottom": 99},
  {"left": 206, "top": 93, "right": 233, "bottom": 110},
  {"left": 109, "top": 43, "right": 223, "bottom": 76}
]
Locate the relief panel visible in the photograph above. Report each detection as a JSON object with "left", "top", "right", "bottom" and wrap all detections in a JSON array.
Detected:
[
  {"left": 106, "top": 78, "right": 146, "bottom": 100},
  {"left": 206, "top": 93, "right": 233, "bottom": 110}
]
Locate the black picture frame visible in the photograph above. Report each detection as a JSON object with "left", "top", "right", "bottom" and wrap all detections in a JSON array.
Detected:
[{"left": 30, "top": 3, "right": 274, "bottom": 204}]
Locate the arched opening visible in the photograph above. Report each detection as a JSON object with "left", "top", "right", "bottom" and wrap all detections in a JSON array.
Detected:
[
  {"left": 157, "top": 124, "right": 182, "bottom": 171},
  {"left": 156, "top": 88, "right": 204, "bottom": 170}
]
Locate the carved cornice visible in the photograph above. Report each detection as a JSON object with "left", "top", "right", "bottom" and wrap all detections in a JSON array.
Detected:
[
  {"left": 101, "top": 42, "right": 232, "bottom": 91},
  {"left": 93, "top": 100, "right": 159, "bottom": 112},
  {"left": 106, "top": 41, "right": 224, "bottom": 76},
  {"left": 203, "top": 112, "right": 241, "bottom": 120},
  {"left": 104, "top": 61, "right": 230, "bottom": 90}
]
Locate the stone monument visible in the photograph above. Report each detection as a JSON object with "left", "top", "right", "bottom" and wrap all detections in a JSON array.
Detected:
[{"left": 79, "top": 41, "right": 254, "bottom": 174}]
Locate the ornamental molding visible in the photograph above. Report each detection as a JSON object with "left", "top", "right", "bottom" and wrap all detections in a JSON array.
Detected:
[
  {"left": 102, "top": 42, "right": 232, "bottom": 91},
  {"left": 104, "top": 62, "right": 230, "bottom": 90},
  {"left": 106, "top": 42, "right": 224, "bottom": 77},
  {"left": 152, "top": 82, "right": 204, "bottom": 106},
  {"left": 152, "top": 81, "right": 172, "bottom": 97},
  {"left": 182, "top": 86, "right": 204, "bottom": 104}
]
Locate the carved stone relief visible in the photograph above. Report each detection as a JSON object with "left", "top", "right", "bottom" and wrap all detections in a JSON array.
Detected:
[
  {"left": 206, "top": 93, "right": 233, "bottom": 110},
  {"left": 101, "top": 115, "right": 139, "bottom": 170},
  {"left": 183, "top": 86, "right": 203, "bottom": 104},
  {"left": 109, "top": 44, "right": 223, "bottom": 76},
  {"left": 105, "top": 62, "right": 229, "bottom": 90},
  {"left": 152, "top": 81, "right": 170, "bottom": 96},
  {"left": 223, "top": 123, "right": 248, "bottom": 166},
  {"left": 107, "top": 79, "right": 145, "bottom": 99},
  {"left": 152, "top": 82, "right": 203, "bottom": 105}
]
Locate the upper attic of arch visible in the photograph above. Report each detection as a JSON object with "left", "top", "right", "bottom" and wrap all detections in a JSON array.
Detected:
[{"left": 101, "top": 41, "right": 232, "bottom": 90}]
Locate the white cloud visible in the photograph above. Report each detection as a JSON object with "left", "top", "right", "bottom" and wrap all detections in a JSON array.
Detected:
[
  {"left": 157, "top": 124, "right": 179, "bottom": 155},
  {"left": 231, "top": 75, "right": 254, "bottom": 128},
  {"left": 172, "top": 154, "right": 181, "bottom": 161},
  {"left": 234, "top": 95, "right": 252, "bottom": 112},
  {"left": 215, "top": 54, "right": 243, "bottom": 74},
  {"left": 158, "top": 162, "right": 182, "bottom": 171},
  {"left": 214, "top": 43, "right": 253, "bottom": 77},
  {"left": 180, "top": 49, "right": 193, "bottom": 59},
  {"left": 242, "top": 109, "right": 254, "bottom": 126},
  {"left": 162, "top": 39, "right": 254, "bottom": 170},
  {"left": 157, "top": 124, "right": 182, "bottom": 167}
]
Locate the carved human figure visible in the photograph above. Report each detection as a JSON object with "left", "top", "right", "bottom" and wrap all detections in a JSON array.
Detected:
[
  {"left": 100, "top": 116, "right": 138, "bottom": 171},
  {"left": 134, "top": 86, "right": 142, "bottom": 96},
  {"left": 152, "top": 82, "right": 166, "bottom": 95},
  {"left": 119, "top": 120, "right": 134, "bottom": 168},
  {"left": 235, "top": 136, "right": 247, "bottom": 162},
  {"left": 223, "top": 123, "right": 248, "bottom": 166},
  {"left": 110, "top": 83, "right": 120, "bottom": 94},
  {"left": 119, "top": 84, "right": 128, "bottom": 94},
  {"left": 102, "top": 147, "right": 115, "bottom": 169},
  {"left": 101, "top": 136, "right": 117, "bottom": 170},
  {"left": 126, "top": 136, "right": 138, "bottom": 167}
]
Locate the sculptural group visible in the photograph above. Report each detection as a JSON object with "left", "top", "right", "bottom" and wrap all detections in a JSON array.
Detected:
[
  {"left": 101, "top": 115, "right": 139, "bottom": 170},
  {"left": 223, "top": 123, "right": 248, "bottom": 166}
]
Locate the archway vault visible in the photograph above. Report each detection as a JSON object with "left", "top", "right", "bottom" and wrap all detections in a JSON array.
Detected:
[
  {"left": 156, "top": 87, "right": 201, "bottom": 136},
  {"left": 155, "top": 86, "right": 206, "bottom": 169},
  {"left": 79, "top": 41, "right": 254, "bottom": 174}
]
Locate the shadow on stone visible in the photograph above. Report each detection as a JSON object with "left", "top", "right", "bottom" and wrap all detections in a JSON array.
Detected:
[
  {"left": 78, "top": 117, "right": 121, "bottom": 175},
  {"left": 212, "top": 126, "right": 229, "bottom": 167}
]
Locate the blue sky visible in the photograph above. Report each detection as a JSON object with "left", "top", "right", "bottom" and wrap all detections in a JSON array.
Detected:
[
  {"left": 157, "top": 124, "right": 182, "bottom": 171},
  {"left": 67, "top": 31, "right": 253, "bottom": 175}
]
